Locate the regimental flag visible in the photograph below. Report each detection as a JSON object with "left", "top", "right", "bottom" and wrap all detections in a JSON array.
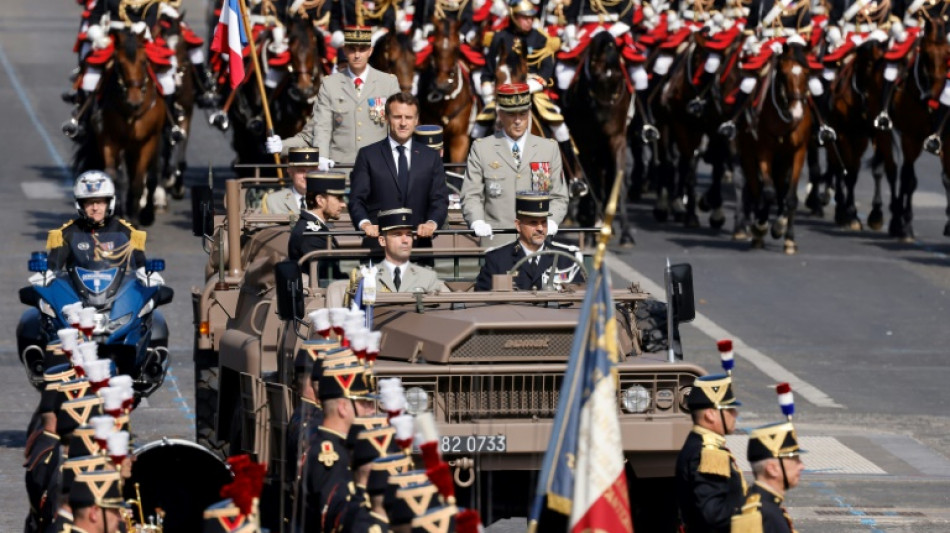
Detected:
[
  {"left": 529, "top": 261, "right": 633, "bottom": 532},
  {"left": 211, "top": 0, "right": 248, "bottom": 89}
]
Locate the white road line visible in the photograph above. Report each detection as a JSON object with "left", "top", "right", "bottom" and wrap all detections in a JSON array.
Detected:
[
  {"left": 604, "top": 252, "right": 844, "bottom": 409},
  {"left": 21, "top": 181, "right": 68, "bottom": 200}
]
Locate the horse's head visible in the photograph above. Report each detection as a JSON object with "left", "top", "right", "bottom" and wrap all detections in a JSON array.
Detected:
[
  {"left": 114, "top": 29, "right": 151, "bottom": 110},
  {"left": 494, "top": 38, "right": 529, "bottom": 86},
  {"left": 584, "top": 32, "right": 626, "bottom": 105},
  {"left": 920, "top": 15, "right": 950, "bottom": 95},
  {"left": 372, "top": 31, "right": 416, "bottom": 93},
  {"left": 428, "top": 18, "right": 462, "bottom": 96},
  {"left": 286, "top": 19, "right": 323, "bottom": 101},
  {"left": 773, "top": 44, "right": 810, "bottom": 123}
]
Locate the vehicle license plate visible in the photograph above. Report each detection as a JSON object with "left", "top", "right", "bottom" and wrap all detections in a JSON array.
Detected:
[{"left": 440, "top": 435, "right": 507, "bottom": 453}]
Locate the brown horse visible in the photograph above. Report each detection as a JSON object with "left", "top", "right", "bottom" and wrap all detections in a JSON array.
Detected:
[
  {"left": 76, "top": 29, "right": 166, "bottom": 226},
  {"left": 892, "top": 15, "right": 950, "bottom": 240},
  {"left": 564, "top": 31, "right": 635, "bottom": 244},
  {"left": 370, "top": 27, "right": 416, "bottom": 93},
  {"left": 270, "top": 18, "right": 326, "bottom": 138},
  {"left": 825, "top": 38, "right": 897, "bottom": 231},
  {"left": 418, "top": 18, "right": 475, "bottom": 162},
  {"left": 738, "top": 44, "right": 812, "bottom": 253}
]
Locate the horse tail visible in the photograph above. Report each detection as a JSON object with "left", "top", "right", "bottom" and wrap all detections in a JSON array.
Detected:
[{"left": 71, "top": 122, "right": 104, "bottom": 176}]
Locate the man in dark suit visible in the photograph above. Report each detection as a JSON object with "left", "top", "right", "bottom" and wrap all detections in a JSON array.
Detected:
[
  {"left": 475, "top": 194, "right": 585, "bottom": 291},
  {"left": 348, "top": 92, "right": 449, "bottom": 249},
  {"left": 289, "top": 173, "right": 347, "bottom": 281}
]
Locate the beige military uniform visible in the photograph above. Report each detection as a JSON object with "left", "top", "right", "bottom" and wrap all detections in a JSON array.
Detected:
[
  {"left": 261, "top": 188, "right": 302, "bottom": 215},
  {"left": 461, "top": 131, "right": 568, "bottom": 243},
  {"left": 377, "top": 263, "right": 449, "bottom": 293},
  {"left": 283, "top": 66, "right": 400, "bottom": 165}
]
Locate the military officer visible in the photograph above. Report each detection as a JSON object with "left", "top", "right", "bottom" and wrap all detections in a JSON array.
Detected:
[
  {"left": 69, "top": 470, "right": 127, "bottom": 533},
  {"left": 267, "top": 26, "right": 401, "bottom": 169},
  {"left": 675, "top": 374, "right": 747, "bottom": 532},
  {"left": 24, "top": 408, "right": 62, "bottom": 533},
  {"left": 262, "top": 147, "right": 320, "bottom": 215},
  {"left": 475, "top": 194, "right": 584, "bottom": 291},
  {"left": 374, "top": 208, "right": 449, "bottom": 293},
  {"left": 731, "top": 421, "right": 805, "bottom": 533},
  {"left": 302, "top": 364, "right": 377, "bottom": 532},
  {"left": 461, "top": 83, "right": 568, "bottom": 244},
  {"left": 288, "top": 172, "right": 347, "bottom": 277}
]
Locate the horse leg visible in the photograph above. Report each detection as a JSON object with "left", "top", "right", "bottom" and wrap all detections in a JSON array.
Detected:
[
  {"left": 751, "top": 153, "right": 774, "bottom": 249},
  {"left": 653, "top": 139, "right": 674, "bottom": 222},
  {"left": 867, "top": 141, "right": 886, "bottom": 231},
  {"left": 679, "top": 145, "right": 700, "bottom": 228},
  {"left": 891, "top": 140, "right": 920, "bottom": 240},
  {"left": 783, "top": 146, "right": 808, "bottom": 254},
  {"left": 101, "top": 138, "right": 127, "bottom": 218},
  {"left": 804, "top": 136, "right": 825, "bottom": 216},
  {"left": 699, "top": 136, "right": 727, "bottom": 229},
  {"left": 612, "top": 136, "right": 636, "bottom": 246}
]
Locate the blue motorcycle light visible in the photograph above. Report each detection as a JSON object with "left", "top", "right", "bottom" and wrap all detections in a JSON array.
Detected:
[
  {"left": 29, "top": 258, "right": 48, "bottom": 272},
  {"left": 146, "top": 259, "right": 166, "bottom": 273},
  {"left": 31, "top": 251, "right": 48, "bottom": 261}
]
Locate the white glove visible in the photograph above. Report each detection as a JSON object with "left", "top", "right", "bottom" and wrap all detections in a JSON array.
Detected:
[
  {"left": 464, "top": 29, "right": 477, "bottom": 44},
  {"left": 564, "top": 24, "right": 578, "bottom": 45},
  {"left": 29, "top": 271, "right": 56, "bottom": 287},
  {"left": 490, "top": 0, "right": 507, "bottom": 16},
  {"left": 136, "top": 267, "right": 165, "bottom": 287},
  {"left": 481, "top": 81, "right": 495, "bottom": 103},
  {"left": 769, "top": 41, "right": 784, "bottom": 54},
  {"left": 471, "top": 220, "right": 494, "bottom": 237},
  {"left": 318, "top": 156, "right": 335, "bottom": 171},
  {"left": 526, "top": 75, "right": 545, "bottom": 94},
  {"left": 826, "top": 25, "right": 843, "bottom": 47},
  {"left": 397, "top": 17, "right": 413, "bottom": 34},
  {"left": 87, "top": 25, "right": 112, "bottom": 51},
  {"left": 608, "top": 22, "right": 631, "bottom": 38},
  {"left": 330, "top": 30, "right": 345, "bottom": 48},
  {"left": 265, "top": 135, "right": 282, "bottom": 154},
  {"left": 547, "top": 218, "right": 559, "bottom": 236}
]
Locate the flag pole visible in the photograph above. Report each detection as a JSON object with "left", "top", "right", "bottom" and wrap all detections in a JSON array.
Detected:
[
  {"left": 235, "top": 0, "right": 284, "bottom": 180},
  {"left": 593, "top": 170, "right": 624, "bottom": 270}
]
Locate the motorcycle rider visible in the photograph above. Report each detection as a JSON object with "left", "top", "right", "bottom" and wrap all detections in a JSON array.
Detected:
[{"left": 46, "top": 171, "right": 162, "bottom": 286}]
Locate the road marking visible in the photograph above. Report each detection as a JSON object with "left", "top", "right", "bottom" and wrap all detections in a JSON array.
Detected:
[
  {"left": 727, "top": 435, "right": 886, "bottom": 475},
  {"left": 604, "top": 252, "right": 844, "bottom": 409},
  {"left": 22, "top": 181, "right": 68, "bottom": 200},
  {"left": 0, "top": 40, "right": 70, "bottom": 184}
]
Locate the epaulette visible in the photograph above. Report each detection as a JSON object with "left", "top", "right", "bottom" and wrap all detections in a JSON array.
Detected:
[
  {"left": 118, "top": 219, "right": 147, "bottom": 251},
  {"left": 527, "top": 33, "right": 561, "bottom": 66},
  {"left": 46, "top": 220, "right": 74, "bottom": 250},
  {"left": 550, "top": 240, "right": 580, "bottom": 252},
  {"left": 697, "top": 430, "right": 731, "bottom": 477},
  {"left": 730, "top": 493, "right": 763, "bottom": 533}
]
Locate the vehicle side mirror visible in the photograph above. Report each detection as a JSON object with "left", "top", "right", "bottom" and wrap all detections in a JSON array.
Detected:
[
  {"left": 153, "top": 286, "right": 174, "bottom": 306},
  {"left": 274, "top": 261, "right": 304, "bottom": 321},
  {"left": 668, "top": 263, "right": 695, "bottom": 323},
  {"left": 191, "top": 186, "right": 214, "bottom": 238},
  {"left": 19, "top": 287, "right": 39, "bottom": 307}
]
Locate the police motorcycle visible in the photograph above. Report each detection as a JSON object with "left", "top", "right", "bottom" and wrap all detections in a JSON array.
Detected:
[{"left": 16, "top": 176, "right": 173, "bottom": 399}]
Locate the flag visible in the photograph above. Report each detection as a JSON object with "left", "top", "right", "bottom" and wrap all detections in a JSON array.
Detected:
[
  {"left": 211, "top": 0, "right": 248, "bottom": 89},
  {"left": 529, "top": 261, "right": 633, "bottom": 532}
]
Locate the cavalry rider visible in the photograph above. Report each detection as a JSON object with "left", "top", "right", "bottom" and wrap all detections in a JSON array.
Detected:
[
  {"left": 475, "top": 0, "right": 583, "bottom": 175},
  {"left": 820, "top": 0, "right": 891, "bottom": 80},
  {"left": 717, "top": 0, "right": 838, "bottom": 142},
  {"left": 47, "top": 171, "right": 163, "bottom": 288},
  {"left": 412, "top": 0, "right": 486, "bottom": 89},
  {"left": 328, "top": 0, "right": 398, "bottom": 51}
]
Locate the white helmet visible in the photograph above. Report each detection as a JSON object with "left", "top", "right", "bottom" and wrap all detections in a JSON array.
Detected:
[{"left": 74, "top": 170, "right": 116, "bottom": 219}]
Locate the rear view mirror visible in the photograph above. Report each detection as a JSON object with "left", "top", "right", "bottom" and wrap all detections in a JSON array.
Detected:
[
  {"left": 191, "top": 186, "right": 214, "bottom": 237},
  {"left": 668, "top": 263, "right": 695, "bottom": 323},
  {"left": 274, "top": 261, "right": 304, "bottom": 321}
]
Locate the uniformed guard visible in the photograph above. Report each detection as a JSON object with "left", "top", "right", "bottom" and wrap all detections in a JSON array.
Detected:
[
  {"left": 267, "top": 26, "right": 401, "bottom": 168},
  {"left": 675, "top": 373, "right": 747, "bottom": 532},
  {"left": 288, "top": 172, "right": 347, "bottom": 274},
  {"left": 462, "top": 83, "right": 569, "bottom": 243},
  {"left": 69, "top": 470, "right": 128, "bottom": 533},
  {"left": 475, "top": 193, "right": 584, "bottom": 291},
  {"left": 262, "top": 147, "right": 320, "bottom": 215},
  {"left": 731, "top": 421, "right": 805, "bottom": 533},
  {"left": 302, "top": 364, "right": 377, "bottom": 532}
]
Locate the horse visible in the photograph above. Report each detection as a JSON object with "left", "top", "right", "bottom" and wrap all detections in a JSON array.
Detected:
[
  {"left": 418, "top": 17, "right": 476, "bottom": 162},
  {"left": 155, "top": 11, "right": 197, "bottom": 203},
  {"left": 370, "top": 26, "right": 416, "bottom": 93},
  {"left": 892, "top": 14, "right": 950, "bottom": 240},
  {"left": 270, "top": 18, "right": 326, "bottom": 138},
  {"left": 737, "top": 44, "right": 812, "bottom": 253},
  {"left": 564, "top": 31, "right": 636, "bottom": 245},
  {"left": 825, "top": 38, "right": 897, "bottom": 231},
  {"left": 74, "top": 29, "right": 166, "bottom": 226}
]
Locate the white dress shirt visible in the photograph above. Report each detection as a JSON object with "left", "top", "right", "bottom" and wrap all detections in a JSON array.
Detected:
[
  {"left": 383, "top": 260, "right": 406, "bottom": 286},
  {"left": 389, "top": 136, "right": 413, "bottom": 169}
]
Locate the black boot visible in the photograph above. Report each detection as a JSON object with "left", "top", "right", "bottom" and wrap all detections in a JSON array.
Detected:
[
  {"left": 925, "top": 103, "right": 950, "bottom": 155},
  {"left": 687, "top": 70, "right": 718, "bottom": 116},
  {"left": 874, "top": 78, "right": 896, "bottom": 131},
  {"left": 194, "top": 63, "right": 218, "bottom": 109},
  {"left": 636, "top": 89, "right": 660, "bottom": 142},
  {"left": 812, "top": 90, "right": 837, "bottom": 144},
  {"left": 164, "top": 95, "right": 186, "bottom": 144},
  {"left": 718, "top": 87, "right": 753, "bottom": 140}
]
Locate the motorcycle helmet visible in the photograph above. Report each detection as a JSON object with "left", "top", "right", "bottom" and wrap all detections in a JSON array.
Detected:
[
  {"left": 74, "top": 170, "right": 116, "bottom": 220},
  {"left": 509, "top": 0, "right": 538, "bottom": 18}
]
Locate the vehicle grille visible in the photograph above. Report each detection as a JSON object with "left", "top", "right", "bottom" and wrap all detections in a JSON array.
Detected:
[{"left": 451, "top": 329, "right": 575, "bottom": 362}]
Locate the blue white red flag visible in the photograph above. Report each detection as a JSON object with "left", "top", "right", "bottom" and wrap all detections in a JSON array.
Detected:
[
  {"left": 211, "top": 0, "right": 248, "bottom": 89},
  {"left": 529, "top": 261, "right": 633, "bottom": 532}
]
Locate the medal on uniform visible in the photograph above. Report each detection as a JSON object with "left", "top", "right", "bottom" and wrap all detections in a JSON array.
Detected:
[
  {"left": 489, "top": 161, "right": 501, "bottom": 169},
  {"left": 368, "top": 97, "right": 387, "bottom": 125},
  {"left": 530, "top": 162, "right": 551, "bottom": 192},
  {"left": 318, "top": 441, "right": 339, "bottom": 467},
  {"left": 487, "top": 179, "right": 504, "bottom": 198},
  {"left": 306, "top": 221, "right": 322, "bottom": 232}
]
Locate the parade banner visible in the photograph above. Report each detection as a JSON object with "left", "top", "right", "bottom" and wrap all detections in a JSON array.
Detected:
[{"left": 211, "top": 0, "right": 248, "bottom": 89}]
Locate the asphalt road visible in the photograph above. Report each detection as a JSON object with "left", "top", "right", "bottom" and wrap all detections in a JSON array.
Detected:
[{"left": 2, "top": 1, "right": 950, "bottom": 531}]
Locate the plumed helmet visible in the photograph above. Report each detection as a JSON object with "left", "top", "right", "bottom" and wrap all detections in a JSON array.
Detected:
[{"left": 74, "top": 170, "right": 116, "bottom": 220}]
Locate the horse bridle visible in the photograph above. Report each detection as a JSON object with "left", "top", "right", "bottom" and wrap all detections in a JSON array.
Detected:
[
  {"left": 427, "top": 63, "right": 464, "bottom": 102},
  {"left": 770, "top": 57, "right": 807, "bottom": 124},
  {"left": 583, "top": 48, "right": 626, "bottom": 106}
]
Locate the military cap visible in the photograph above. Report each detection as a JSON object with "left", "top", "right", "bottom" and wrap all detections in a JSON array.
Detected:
[
  {"left": 44, "top": 363, "right": 77, "bottom": 384},
  {"left": 687, "top": 373, "right": 742, "bottom": 410},
  {"left": 412, "top": 504, "right": 458, "bottom": 533},
  {"left": 378, "top": 208, "right": 414, "bottom": 232},
  {"left": 414, "top": 125, "right": 443, "bottom": 150},
  {"left": 70, "top": 470, "right": 128, "bottom": 510},
  {"left": 515, "top": 192, "right": 552, "bottom": 217},
  {"left": 344, "top": 25, "right": 373, "bottom": 45},
  {"left": 311, "top": 347, "right": 357, "bottom": 382},
  {"left": 388, "top": 481, "right": 440, "bottom": 525},
  {"left": 58, "top": 395, "right": 103, "bottom": 436},
  {"left": 306, "top": 171, "right": 347, "bottom": 196},
  {"left": 368, "top": 453, "right": 413, "bottom": 485},
  {"left": 61, "top": 454, "right": 111, "bottom": 495},
  {"left": 202, "top": 498, "right": 257, "bottom": 533},
  {"left": 319, "top": 363, "right": 376, "bottom": 402},
  {"left": 496, "top": 83, "right": 532, "bottom": 112},
  {"left": 508, "top": 0, "right": 538, "bottom": 17},
  {"left": 69, "top": 424, "right": 101, "bottom": 458},
  {"left": 354, "top": 426, "right": 398, "bottom": 469},
  {"left": 747, "top": 421, "right": 805, "bottom": 463},
  {"left": 295, "top": 339, "right": 341, "bottom": 372},
  {"left": 287, "top": 147, "right": 319, "bottom": 167}
]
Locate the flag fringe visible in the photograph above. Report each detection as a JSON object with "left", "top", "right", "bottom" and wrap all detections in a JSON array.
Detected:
[{"left": 546, "top": 492, "right": 573, "bottom": 516}]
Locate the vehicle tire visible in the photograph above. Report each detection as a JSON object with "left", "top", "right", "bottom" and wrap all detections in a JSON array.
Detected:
[{"left": 195, "top": 349, "right": 228, "bottom": 458}]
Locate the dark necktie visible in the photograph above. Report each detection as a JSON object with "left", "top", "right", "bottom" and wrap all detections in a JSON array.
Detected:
[
  {"left": 299, "top": 197, "right": 306, "bottom": 211},
  {"left": 393, "top": 266, "right": 402, "bottom": 291},
  {"left": 396, "top": 145, "right": 409, "bottom": 194}
]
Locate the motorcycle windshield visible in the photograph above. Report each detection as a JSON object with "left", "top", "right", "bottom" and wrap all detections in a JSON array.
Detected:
[{"left": 74, "top": 267, "right": 120, "bottom": 295}]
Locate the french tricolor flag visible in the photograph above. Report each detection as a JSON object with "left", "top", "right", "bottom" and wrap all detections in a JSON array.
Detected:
[
  {"left": 777, "top": 382, "right": 795, "bottom": 419},
  {"left": 210, "top": 0, "right": 248, "bottom": 89}
]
